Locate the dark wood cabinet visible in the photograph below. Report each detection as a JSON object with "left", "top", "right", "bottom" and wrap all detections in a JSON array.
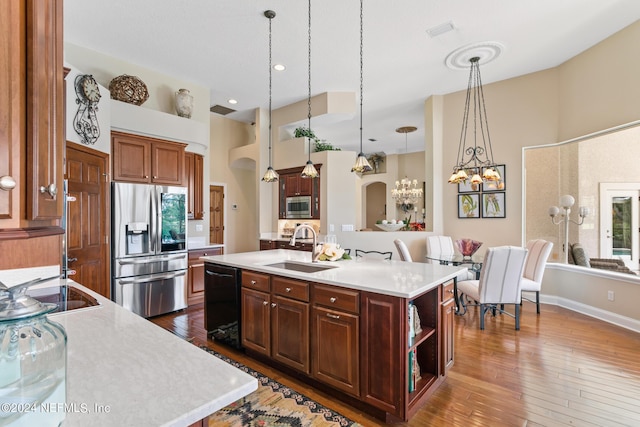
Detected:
[
  {"left": 259, "top": 239, "right": 312, "bottom": 251},
  {"left": 284, "top": 173, "right": 312, "bottom": 197},
  {"left": 188, "top": 247, "right": 222, "bottom": 305},
  {"left": 440, "top": 281, "right": 455, "bottom": 375},
  {"left": 361, "top": 291, "right": 405, "bottom": 417},
  {"left": 112, "top": 131, "right": 186, "bottom": 185},
  {"left": 241, "top": 272, "right": 311, "bottom": 374},
  {"left": 0, "top": 0, "right": 64, "bottom": 233},
  {"left": 238, "top": 266, "right": 452, "bottom": 422},
  {"left": 311, "top": 284, "right": 360, "bottom": 396},
  {"left": 271, "top": 277, "right": 310, "bottom": 372},
  {"left": 277, "top": 165, "right": 321, "bottom": 219},
  {"left": 185, "top": 152, "right": 204, "bottom": 220}
]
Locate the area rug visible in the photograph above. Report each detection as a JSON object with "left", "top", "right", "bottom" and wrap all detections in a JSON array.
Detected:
[{"left": 200, "top": 346, "right": 362, "bottom": 427}]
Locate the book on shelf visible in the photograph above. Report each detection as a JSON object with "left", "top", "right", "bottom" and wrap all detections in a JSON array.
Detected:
[
  {"left": 408, "top": 302, "right": 415, "bottom": 340},
  {"left": 413, "top": 305, "right": 423, "bottom": 335},
  {"left": 408, "top": 349, "right": 415, "bottom": 392}
]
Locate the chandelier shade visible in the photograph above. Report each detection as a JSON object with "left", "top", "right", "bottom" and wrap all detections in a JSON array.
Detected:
[
  {"left": 448, "top": 56, "right": 500, "bottom": 185},
  {"left": 351, "top": 0, "right": 372, "bottom": 174},
  {"left": 301, "top": 0, "right": 318, "bottom": 179},
  {"left": 261, "top": 10, "right": 279, "bottom": 183}
]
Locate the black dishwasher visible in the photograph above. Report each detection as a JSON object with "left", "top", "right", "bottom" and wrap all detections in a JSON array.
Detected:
[{"left": 204, "top": 263, "right": 242, "bottom": 349}]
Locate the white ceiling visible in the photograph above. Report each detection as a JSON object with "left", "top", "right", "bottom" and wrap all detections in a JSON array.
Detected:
[{"left": 64, "top": 0, "right": 640, "bottom": 155}]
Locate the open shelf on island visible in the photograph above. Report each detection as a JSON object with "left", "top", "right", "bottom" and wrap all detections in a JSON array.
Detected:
[{"left": 408, "top": 326, "right": 436, "bottom": 349}]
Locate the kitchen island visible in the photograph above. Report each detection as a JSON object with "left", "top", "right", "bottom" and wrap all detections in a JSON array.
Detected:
[
  {"left": 201, "top": 249, "right": 465, "bottom": 422},
  {"left": 47, "top": 281, "right": 257, "bottom": 427}
]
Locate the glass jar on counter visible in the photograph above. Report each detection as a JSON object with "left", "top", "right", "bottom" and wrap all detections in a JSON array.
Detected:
[{"left": 0, "top": 277, "right": 67, "bottom": 427}]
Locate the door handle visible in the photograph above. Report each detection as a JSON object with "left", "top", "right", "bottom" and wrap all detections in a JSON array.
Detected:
[{"left": 67, "top": 257, "right": 78, "bottom": 263}]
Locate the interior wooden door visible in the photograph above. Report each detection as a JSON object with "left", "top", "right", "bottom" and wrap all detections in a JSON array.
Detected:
[
  {"left": 209, "top": 185, "right": 224, "bottom": 244},
  {"left": 66, "top": 143, "right": 110, "bottom": 298}
]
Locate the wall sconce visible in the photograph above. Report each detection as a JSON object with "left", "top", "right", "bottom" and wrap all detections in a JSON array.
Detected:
[{"left": 548, "top": 194, "right": 588, "bottom": 263}]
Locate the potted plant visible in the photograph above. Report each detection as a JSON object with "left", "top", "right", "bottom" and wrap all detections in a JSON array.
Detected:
[
  {"left": 367, "top": 153, "right": 385, "bottom": 173},
  {"left": 294, "top": 126, "right": 320, "bottom": 143}
]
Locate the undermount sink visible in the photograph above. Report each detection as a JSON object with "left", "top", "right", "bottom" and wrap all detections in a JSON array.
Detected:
[{"left": 265, "top": 261, "right": 338, "bottom": 273}]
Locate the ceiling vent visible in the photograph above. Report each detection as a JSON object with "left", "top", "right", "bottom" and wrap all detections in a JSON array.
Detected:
[
  {"left": 426, "top": 21, "right": 455, "bottom": 38},
  {"left": 210, "top": 104, "right": 236, "bottom": 115}
]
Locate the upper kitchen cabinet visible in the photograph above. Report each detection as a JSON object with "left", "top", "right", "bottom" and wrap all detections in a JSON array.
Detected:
[
  {"left": 112, "top": 131, "right": 186, "bottom": 186},
  {"left": 278, "top": 165, "right": 321, "bottom": 220},
  {"left": 0, "top": 0, "right": 65, "bottom": 235},
  {"left": 184, "top": 151, "right": 204, "bottom": 220}
]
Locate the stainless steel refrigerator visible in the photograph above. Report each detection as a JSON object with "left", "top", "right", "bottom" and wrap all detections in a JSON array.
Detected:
[{"left": 111, "top": 182, "right": 188, "bottom": 318}]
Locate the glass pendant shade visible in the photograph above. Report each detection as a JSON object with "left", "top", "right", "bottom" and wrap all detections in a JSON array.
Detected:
[
  {"left": 352, "top": 153, "right": 372, "bottom": 173},
  {"left": 262, "top": 166, "right": 279, "bottom": 182},
  {"left": 301, "top": 160, "right": 319, "bottom": 178}
]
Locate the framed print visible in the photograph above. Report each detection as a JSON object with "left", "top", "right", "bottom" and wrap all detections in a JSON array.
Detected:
[
  {"left": 481, "top": 164, "right": 506, "bottom": 192},
  {"left": 458, "top": 194, "right": 480, "bottom": 218},
  {"left": 482, "top": 192, "right": 506, "bottom": 218},
  {"left": 458, "top": 180, "right": 481, "bottom": 193}
]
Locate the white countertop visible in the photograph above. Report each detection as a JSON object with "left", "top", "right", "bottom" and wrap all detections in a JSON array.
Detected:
[
  {"left": 47, "top": 281, "right": 257, "bottom": 427},
  {"left": 201, "top": 249, "right": 466, "bottom": 299}
]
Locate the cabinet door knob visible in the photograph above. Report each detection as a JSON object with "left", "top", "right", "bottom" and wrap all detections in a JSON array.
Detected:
[
  {"left": 144, "top": 176, "right": 149, "bottom": 179},
  {"left": 271, "top": 303, "right": 277, "bottom": 308},
  {"left": 330, "top": 297, "right": 337, "bottom": 303},
  {"left": 39, "top": 183, "right": 57, "bottom": 197},
  {"left": 326, "top": 313, "right": 340, "bottom": 319},
  {"left": 0, "top": 175, "right": 16, "bottom": 191},
  {"left": 285, "top": 287, "right": 291, "bottom": 292},
  {"left": 263, "top": 301, "right": 268, "bottom": 306}
]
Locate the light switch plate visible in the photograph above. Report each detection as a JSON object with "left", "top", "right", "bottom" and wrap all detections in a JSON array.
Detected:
[{"left": 341, "top": 224, "right": 354, "bottom": 232}]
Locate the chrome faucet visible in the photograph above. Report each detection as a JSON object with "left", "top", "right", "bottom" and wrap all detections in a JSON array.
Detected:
[{"left": 290, "top": 224, "right": 319, "bottom": 263}]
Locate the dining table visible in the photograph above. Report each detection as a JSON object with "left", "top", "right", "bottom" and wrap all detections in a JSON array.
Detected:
[{"left": 425, "top": 253, "right": 484, "bottom": 315}]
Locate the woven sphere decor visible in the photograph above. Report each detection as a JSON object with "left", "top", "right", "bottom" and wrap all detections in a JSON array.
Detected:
[{"left": 109, "top": 74, "right": 149, "bottom": 106}]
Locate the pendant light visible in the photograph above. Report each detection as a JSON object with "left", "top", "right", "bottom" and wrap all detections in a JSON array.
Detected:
[
  {"left": 448, "top": 56, "right": 500, "bottom": 184},
  {"left": 301, "top": 0, "right": 319, "bottom": 179},
  {"left": 261, "top": 10, "right": 279, "bottom": 183},
  {"left": 351, "top": 0, "right": 372, "bottom": 174}
]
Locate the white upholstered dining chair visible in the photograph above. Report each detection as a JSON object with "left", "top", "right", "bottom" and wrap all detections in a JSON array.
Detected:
[
  {"left": 394, "top": 239, "right": 412, "bottom": 262},
  {"left": 426, "top": 235, "right": 475, "bottom": 280},
  {"left": 457, "top": 246, "right": 528, "bottom": 330},
  {"left": 520, "top": 239, "right": 553, "bottom": 314}
]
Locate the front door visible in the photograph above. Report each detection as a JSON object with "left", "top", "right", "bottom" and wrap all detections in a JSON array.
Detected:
[
  {"left": 599, "top": 183, "right": 640, "bottom": 271},
  {"left": 66, "top": 143, "right": 110, "bottom": 298},
  {"left": 210, "top": 185, "right": 224, "bottom": 244}
]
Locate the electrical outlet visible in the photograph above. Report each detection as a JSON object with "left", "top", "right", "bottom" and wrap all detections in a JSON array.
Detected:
[
  {"left": 195, "top": 224, "right": 203, "bottom": 232},
  {"left": 607, "top": 290, "right": 614, "bottom": 301}
]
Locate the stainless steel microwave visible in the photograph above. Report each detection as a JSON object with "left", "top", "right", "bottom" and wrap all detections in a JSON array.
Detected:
[{"left": 286, "top": 195, "right": 312, "bottom": 218}]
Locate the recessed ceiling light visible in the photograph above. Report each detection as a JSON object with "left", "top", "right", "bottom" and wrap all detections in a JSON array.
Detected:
[
  {"left": 426, "top": 21, "right": 455, "bottom": 38},
  {"left": 273, "top": 64, "right": 286, "bottom": 71},
  {"left": 228, "top": 99, "right": 238, "bottom": 105}
]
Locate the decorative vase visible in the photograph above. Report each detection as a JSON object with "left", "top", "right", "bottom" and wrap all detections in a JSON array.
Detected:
[{"left": 175, "top": 88, "right": 194, "bottom": 118}]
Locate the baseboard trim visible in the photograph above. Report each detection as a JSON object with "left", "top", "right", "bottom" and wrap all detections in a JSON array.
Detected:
[{"left": 536, "top": 293, "right": 640, "bottom": 333}]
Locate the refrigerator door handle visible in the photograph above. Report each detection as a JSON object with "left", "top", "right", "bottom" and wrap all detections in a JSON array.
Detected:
[
  {"left": 117, "top": 270, "right": 186, "bottom": 285},
  {"left": 150, "top": 187, "right": 157, "bottom": 253},
  {"left": 118, "top": 254, "right": 186, "bottom": 265}
]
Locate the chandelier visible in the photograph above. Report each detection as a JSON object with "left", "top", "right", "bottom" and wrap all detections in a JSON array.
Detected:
[
  {"left": 448, "top": 56, "right": 501, "bottom": 185},
  {"left": 391, "top": 126, "right": 422, "bottom": 211},
  {"left": 351, "top": 0, "right": 372, "bottom": 174},
  {"left": 301, "top": 0, "right": 319, "bottom": 179},
  {"left": 261, "top": 10, "right": 279, "bottom": 183},
  {"left": 391, "top": 178, "right": 423, "bottom": 208}
]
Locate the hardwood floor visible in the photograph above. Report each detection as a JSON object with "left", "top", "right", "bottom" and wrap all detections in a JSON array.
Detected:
[{"left": 150, "top": 301, "right": 640, "bottom": 426}]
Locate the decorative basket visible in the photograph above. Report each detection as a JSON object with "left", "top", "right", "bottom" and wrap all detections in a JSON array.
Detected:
[
  {"left": 109, "top": 74, "right": 149, "bottom": 106},
  {"left": 375, "top": 223, "right": 405, "bottom": 232}
]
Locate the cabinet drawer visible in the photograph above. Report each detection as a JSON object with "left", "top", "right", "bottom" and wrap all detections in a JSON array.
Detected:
[
  {"left": 242, "top": 271, "right": 270, "bottom": 292},
  {"left": 442, "top": 280, "right": 455, "bottom": 302},
  {"left": 313, "top": 284, "right": 359, "bottom": 314},
  {"left": 273, "top": 277, "right": 309, "bottom": 302},
  {"left": 189, "top": 247, "right": 223, "bottom": 260}
]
